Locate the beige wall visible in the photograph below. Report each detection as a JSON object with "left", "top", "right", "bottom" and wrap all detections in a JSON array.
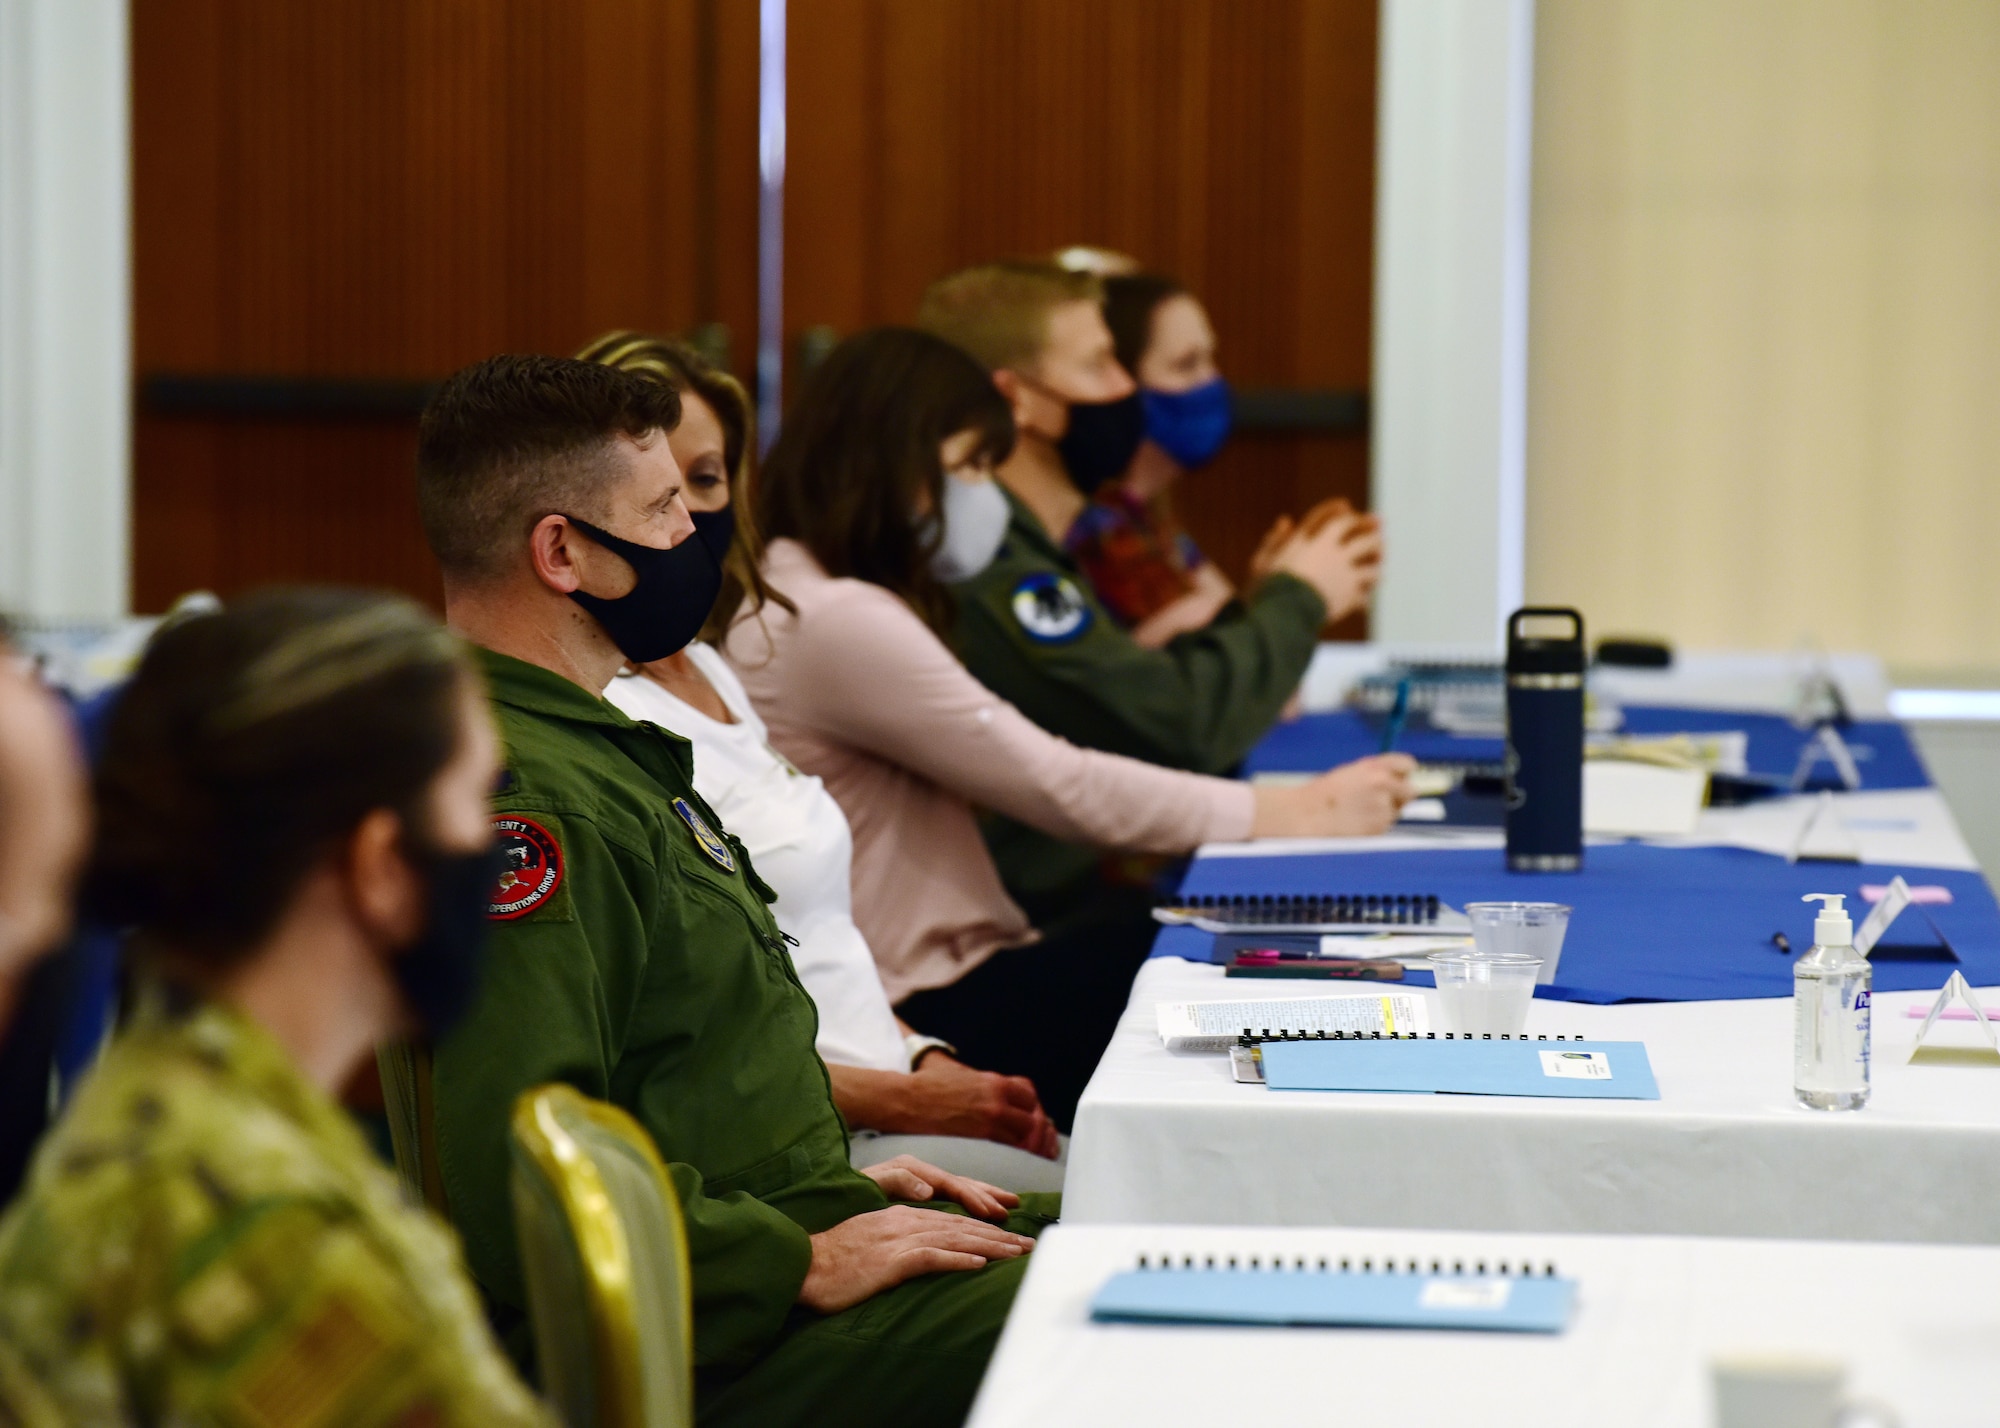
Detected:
[{"left": 1526, "top": 0, "right": 2000, "bottom": 672}]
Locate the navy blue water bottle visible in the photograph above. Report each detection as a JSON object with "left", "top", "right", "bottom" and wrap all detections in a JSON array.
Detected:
[{"left": 1504, "top": 607, "right": 1585, "bottom": 872}]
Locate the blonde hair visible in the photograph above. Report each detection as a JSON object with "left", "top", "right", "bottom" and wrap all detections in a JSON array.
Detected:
[
  {"left": 574, "top": 330, "right": 792, "bottom": 643},
  {"left": 914, "top": 261, "right": 1103, "bottom": 373}
]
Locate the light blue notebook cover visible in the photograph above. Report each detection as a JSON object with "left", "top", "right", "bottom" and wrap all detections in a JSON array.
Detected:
[
  {"left": 1259, "top": 1037, "right": 1660, "bottom": 1100},
  {"left": 1091, "top": 1268, "right": 1576, "bottom": 1334}
]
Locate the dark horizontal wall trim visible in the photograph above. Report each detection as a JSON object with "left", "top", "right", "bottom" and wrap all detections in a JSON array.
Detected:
[
  {"left": 140, "top": 375, "right": 439, "bottom": 420},
  {"left": 1232, "top": 387, "right": 1368, "bottom": 435},
  {"left": 140, "top": 374, "right": 1371, "bottom": 436}
]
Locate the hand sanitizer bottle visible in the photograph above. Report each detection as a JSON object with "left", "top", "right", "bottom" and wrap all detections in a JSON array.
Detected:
[{"left": 1794, "top": 893, "right": 1871, "bottom": 1110}]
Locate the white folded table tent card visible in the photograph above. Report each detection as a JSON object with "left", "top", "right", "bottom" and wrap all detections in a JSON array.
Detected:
[{"left": 1908, "top": 972, "right": 2000, "bottom": 1068}]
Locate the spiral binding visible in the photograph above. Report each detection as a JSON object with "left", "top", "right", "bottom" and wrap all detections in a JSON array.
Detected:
[
  {"left": 1132, "top": 1251, "right": 1561, "bottom": 1278},
  {"left": 1164, "top": 892, "right": 1442, "bottom": 925},
  {"left": 1237, "top": 1029, "right": 1584, "bottom": 1045}
]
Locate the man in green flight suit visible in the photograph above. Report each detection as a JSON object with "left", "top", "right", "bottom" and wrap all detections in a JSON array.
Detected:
[
  {"left": 916, "top": 262, "right": 1404, "bottom": 920},
  {"left": 413, "top": 356, "right": 1052, "bottom": 1428}
]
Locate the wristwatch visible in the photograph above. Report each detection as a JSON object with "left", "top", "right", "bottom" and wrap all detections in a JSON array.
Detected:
[{"left": 903, "top": 1033, "right": 958, "bottom": 1071}]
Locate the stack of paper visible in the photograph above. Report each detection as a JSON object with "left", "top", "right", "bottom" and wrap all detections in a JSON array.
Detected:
[{"left": 1156, "top": 994, "right": 1429, "bottom": 1052}]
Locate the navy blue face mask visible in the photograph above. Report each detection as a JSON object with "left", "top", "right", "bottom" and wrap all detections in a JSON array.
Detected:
[
  {"left": 1142, "top": 378, "right": 1234, "bottom": 469},
  {"left": 392, "top": 839, "right": 506, "bottom": 1041},
  {"left": 563, "top": 507, "right": 734, "bottom": 664},
  {"left": 1055, "top": 391, "right": 1148, "bottom": 497},
  {"left": 1040, "top": 392, "right": 1136, "bottom": 498}
]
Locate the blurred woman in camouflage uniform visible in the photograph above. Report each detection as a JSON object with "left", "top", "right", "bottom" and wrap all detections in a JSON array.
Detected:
[{"left": 0, "top": 589, "right": 553, "bottom": 1427}]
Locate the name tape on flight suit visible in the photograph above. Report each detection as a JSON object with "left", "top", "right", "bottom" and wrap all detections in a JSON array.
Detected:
[
  {"left": 488, "top": 815, "right": 563, "bottom": 919},
  {"left": 1010, "top": 572, "right": 1093, "bottom": 645}
]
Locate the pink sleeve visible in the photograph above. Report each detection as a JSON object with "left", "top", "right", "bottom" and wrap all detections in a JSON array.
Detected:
[{"left": 776, "top": 583, "right": 1254, "bottom": 851}]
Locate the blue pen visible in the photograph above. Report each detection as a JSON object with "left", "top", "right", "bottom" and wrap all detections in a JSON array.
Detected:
[{"left": 1380, "top": 676, "right": 1412, "bottom": 754}]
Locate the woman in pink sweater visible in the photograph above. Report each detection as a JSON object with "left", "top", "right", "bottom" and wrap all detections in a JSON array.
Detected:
[{"left": 727, "top": 328, "right": 1412, "bottom": 1126}]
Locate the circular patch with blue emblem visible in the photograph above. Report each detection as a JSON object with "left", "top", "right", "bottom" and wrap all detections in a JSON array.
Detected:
[
  {"left": 1010, "top": 573, "right": 1093, "bottom": 644},
  {"left": 672, "top": 797, "right": 737, "bottom": 872}
]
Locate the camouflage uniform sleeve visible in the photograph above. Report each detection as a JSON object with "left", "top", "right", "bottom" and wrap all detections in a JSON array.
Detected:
[
  {"left": 165, "top": 1196, "right": 554, "bottom": 1428},
  {"left": 0, "top": 1337, "right": 67, "bottom": 1428}
]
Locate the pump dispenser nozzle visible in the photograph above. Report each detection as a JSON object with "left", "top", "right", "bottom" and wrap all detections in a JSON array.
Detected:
[{"left": 1802, "top": 893, "right": 1853, "bottom": 947}]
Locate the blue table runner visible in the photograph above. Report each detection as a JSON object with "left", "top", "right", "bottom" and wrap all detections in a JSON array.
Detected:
[
  {"left": 1159, "top": 702, "right": 1994, "bottom": 1002},
  {"left": 1156, "top": 843, "right": 2000, "bottom": 1003},
  {"left": 1244, "top": 706, "right": 1932, "bottom": 792}
]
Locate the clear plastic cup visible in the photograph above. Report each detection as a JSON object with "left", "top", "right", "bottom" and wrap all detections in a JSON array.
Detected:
[
  {"left": 1428, "top": 952, "right": 1542, "bottom": 1036},
  {"left": 1465, "top": 902, "right": 1572, "bottom": 985}
]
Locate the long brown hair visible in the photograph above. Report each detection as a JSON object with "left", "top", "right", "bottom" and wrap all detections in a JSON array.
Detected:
[
  {"left": 1101, "top": 271, "right": 1188, "bottom": 382},
  {"left": 575, "top": 330, "right": 793, "bottom": 643},
  {"left": 759, "top": 328, "right": 1014, "bottom": 630}
]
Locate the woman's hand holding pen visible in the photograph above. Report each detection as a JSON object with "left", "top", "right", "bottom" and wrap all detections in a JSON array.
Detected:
[{"left": 1250, "top": 754, "right": 1418, "bottom": 839}]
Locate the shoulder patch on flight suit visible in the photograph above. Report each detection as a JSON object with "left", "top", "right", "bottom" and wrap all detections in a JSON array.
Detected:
[
  {"left": 488, "top": 814, "right": 565, "bottom": 920},
  {"left": 671, "top": 798, "right": 737, "bottom": 872},
  {"left": 1009, "top": 572, "right": 1093, "bottom": 645}
]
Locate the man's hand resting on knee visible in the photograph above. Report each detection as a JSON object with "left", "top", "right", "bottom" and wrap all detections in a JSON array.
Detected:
[
  {"left": 797, "top": 1200, "right": 1035, "bottom": 1314},
  {"left": 860, "top": 1153, "right": 1019, "bottom": 1221}
]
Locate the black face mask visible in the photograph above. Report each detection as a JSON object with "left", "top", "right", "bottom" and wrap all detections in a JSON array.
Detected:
[
  {"left": 564, "top": 507, "right": 734, "bottom": 664},
  {"left": 392, "top": 840, "right": 507, "bottom": 1042},
  {"left": 1055, "top": 391, "right": 1147, "bottom": 497}
]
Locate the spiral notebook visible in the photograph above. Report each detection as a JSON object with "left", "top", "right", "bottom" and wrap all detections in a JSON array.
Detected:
[
  {"left": 1256, "top": 1034, "right": 1661, "bottom": 1101},
  {"left": 1153, "top": 892, "right": 1470, "bottom": 936},
  {"left": 1091, "top": 1254, "right": 1576, "bottom": 1334}
]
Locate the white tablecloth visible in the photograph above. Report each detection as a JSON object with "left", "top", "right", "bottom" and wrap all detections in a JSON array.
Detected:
[
  {"left": 967, "top": 1224, "right": 1995, "bottom": 1428},
  {"left": 1064, "top": 957, "right": 2000, "bottom": 1242}
]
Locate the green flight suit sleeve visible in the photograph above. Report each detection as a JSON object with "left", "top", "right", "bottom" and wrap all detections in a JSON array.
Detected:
[
  {"left": 957, "top": 569, "right": 1326, "bottom": 775},
  {"left": 431, "top": 810, "right": 813, "bottom": 1373}
]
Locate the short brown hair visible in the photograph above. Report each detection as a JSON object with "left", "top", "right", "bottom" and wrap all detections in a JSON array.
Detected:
[
  {"left": 416, "top": 354, "right": 682, "bottom": 580},
  {"left": 759, "top": 328, "right": 1014, "bottom": 631},
  {"left": 915, "top": 261, "right": 1103, "bottom": 373},
  {"left": 575, "top": 331, "right": 793, "bottom": 642},
  {"left": 88, "top": 588, "right": 474, "bottom": 970}
]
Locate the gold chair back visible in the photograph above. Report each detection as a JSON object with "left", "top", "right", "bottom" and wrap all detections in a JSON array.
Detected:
[{"left": 509, "top": 1084, "right": 695, "bottom": 1428}]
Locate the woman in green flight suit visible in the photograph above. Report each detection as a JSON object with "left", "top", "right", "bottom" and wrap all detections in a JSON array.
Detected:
[{"left": 0, "top": 589, "right": 554, "bottom": 1427}]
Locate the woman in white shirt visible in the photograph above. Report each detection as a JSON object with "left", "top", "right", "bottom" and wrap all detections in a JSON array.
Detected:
[{"left": 579, "top": 332, "right": 1063, "bottom": 1190}]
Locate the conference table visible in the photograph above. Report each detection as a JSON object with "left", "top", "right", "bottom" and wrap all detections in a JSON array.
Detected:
[
  {"left": 966, "top": 1224, "right": 1996, "bottom": 1427},
  {"left": 1064, "top": 648, "right": 2000, "bottom": 1243}
]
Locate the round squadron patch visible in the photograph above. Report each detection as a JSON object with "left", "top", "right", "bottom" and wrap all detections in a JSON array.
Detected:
[
  {"left": 673, "top": 797, "right": 737, "bottom": 872},
  {"left": 489, "top": 815, "right": 563, "bottom": 920},
  {"left": 1010, "top": 572, "right": 1092, "bottom": 644}
]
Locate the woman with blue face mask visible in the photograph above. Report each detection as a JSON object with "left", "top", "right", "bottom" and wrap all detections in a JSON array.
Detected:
[{"left": 1075, "top": 273, "right": 1381, "bottom": 649}]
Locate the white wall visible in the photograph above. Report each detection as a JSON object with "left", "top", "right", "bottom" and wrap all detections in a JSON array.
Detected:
[
  {"left": 1370, "top": 0, "right": 1537, "bottom": 650},
  {"left": 0, "top": 0, "right": 130, "bottom": 621},
  {"left": 1527, "top": 0, "right": 2000, "bottom": 672}
]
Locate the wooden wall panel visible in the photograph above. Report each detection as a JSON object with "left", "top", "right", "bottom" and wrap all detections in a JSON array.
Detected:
[
  {"left": 130, "top": 0, "right": 759, "bottom": 611},
  {"left": 781, "top": 0, "right": 1377, "bottom": 610},
  {"left": 131, "top": 0, "right": 1373, "bottom": 620}
]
